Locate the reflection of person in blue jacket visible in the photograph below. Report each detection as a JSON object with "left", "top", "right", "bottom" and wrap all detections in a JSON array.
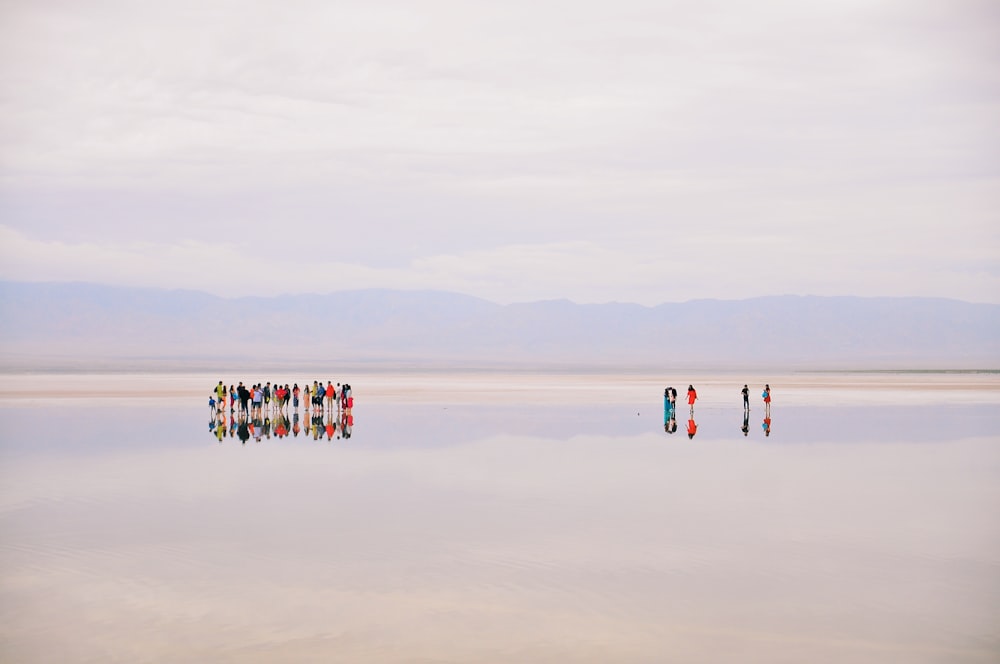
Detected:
[{"left": 664, "top": 406, "right": 677, "bottom": 434}]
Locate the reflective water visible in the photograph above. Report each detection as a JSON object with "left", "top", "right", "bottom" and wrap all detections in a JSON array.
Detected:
[{"left": 1, "top": 372, "right": 999, "bottom": 663}]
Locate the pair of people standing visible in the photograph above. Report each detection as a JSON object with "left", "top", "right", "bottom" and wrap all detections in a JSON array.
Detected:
[
  {"left": 663, "top": 386, "right": 697, "bottom": 411},
  {"left": 742, "top": 384, "right": 771, "bottom": 413}
]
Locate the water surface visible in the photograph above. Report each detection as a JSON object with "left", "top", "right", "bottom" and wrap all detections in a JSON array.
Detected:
[{"left": 1, "top": 372, "right": 998, "bottom": 663}]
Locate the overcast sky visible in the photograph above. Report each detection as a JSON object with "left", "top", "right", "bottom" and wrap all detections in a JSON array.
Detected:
[{"left": 0, "top": 0, "right": 997, "bottom": 304}]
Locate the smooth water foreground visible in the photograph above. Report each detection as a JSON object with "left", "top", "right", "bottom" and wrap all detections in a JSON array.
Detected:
[{"left": 1, "top": 372, "right": 998, "bottom": 663}]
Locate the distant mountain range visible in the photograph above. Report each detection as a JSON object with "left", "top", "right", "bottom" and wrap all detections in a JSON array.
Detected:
[{"left": 1, "top": 281, "right": 998, "bottom": 370}]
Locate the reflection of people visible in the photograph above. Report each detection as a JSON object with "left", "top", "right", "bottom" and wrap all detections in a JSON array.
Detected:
[
  {"left": 762, "top": 416, "right": 771, "bottom": 436},
  {"left": 687, "top": 385, "right": 697, "bottom": 412},
  {"left": 741, "top": 410, "right": 749, "bottom": 437},
  {"left": 687, "top": 417, "right": 697, "bottom": 439},
  {"left": 763, "top": 384, "right": 771, "bottom": 416},
  {"left": 741, "top": 384, "right": 749, "bottom": 411},
  {"left": 664, "top": 396, "right": 677, "bottom": 434},
  {"left": 341, "top": 411, "right": 353, "bottom": 439},
  {"left": 237, "top": 419, "right": 249, "bottom": 444}
]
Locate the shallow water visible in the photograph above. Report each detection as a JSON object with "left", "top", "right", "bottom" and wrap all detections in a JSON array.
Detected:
[{"left": 1, "top": 372, "right": 999, "bottom": 663}]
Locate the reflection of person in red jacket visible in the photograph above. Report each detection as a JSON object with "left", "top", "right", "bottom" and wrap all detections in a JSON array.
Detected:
[
  {"left": 687, "top": 418, "right": 697, "bottom": 439},
  {"left": 687, "top": 385, "right": 697, "bottom": 413}
]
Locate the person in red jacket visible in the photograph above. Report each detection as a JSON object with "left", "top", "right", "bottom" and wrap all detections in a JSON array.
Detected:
[{"left": 687, "top": 385, "right": 697, "bottom": 413}]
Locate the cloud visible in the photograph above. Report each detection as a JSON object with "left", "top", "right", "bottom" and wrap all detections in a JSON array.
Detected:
[
  {"left": 3, "top": 224, "right": 998, "bottom": 306},
  {"left": 0, "top": 0, "right": 997, "bottom": 304}
]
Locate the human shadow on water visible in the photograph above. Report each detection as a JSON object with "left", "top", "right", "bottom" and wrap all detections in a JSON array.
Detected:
[
  {"left": 741, "top": 410, "right": 749, "bottom": 437},
  {"left": 213, "top": 409, "right": 354, "bottom": 443},
  {"left": 664, "top": 404, "right": 677, "bottom": 434}
]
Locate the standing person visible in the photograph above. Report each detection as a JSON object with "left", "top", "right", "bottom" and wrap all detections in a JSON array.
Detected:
[
  {"left": 763, "top": 384, "right": 771, "bottom": 416},
  {"left": 741, "top": 384, "right": 750, "bottom": 411},
  {"left": 215, "top": 381, "right": 227, "bottom": 411},
  {"left": 687, "top": 385, "right": 697, "bottom": 413},
  {"left": 238, "top": 382, "right": 250, "bottom": 416},
  {"left": 253, "top": 384, "right": 264, "bottom": 417},
  {"left": 303, "top": 383, "right": 310, "bottom": 411},
  {"left": 325, "top": 381, "right": 335, "bottom": 412},
  {"left": 229, "top": 385, "right": 237, "bottom": 411},
  {"left": 292, "top": 383, "right": 300, "bottom": 409},
  {"left": 263, "top": 382, "right": 271, "bottom": 412}
]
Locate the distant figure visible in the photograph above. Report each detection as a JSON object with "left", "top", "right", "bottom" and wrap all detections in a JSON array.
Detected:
[
  {"left": 215, "top": 381, "right": 227, "bottom": 410},
  {"left": 687, "top": 385, "right": 697, "bottom": 412},
  {"left": 664, "top": 392, "right": 676, "bottom": 434},
  {"left": 741, "top": 384, "right": 749, "bottom": 411},
  {"left": 741, "top": 410, "right": 749, "bottom": 437},
  {"left": 292, "top": 383, "right": 300, "bottom": 409},
  {"left": 208, "top": 395, "right": 217, "bottom": 413},
  {"left": 687, "top": 417, "right": 697, "bottom": 439},
  {"left": 762, "top": 384, "right": 771, "bottom": 415},
  {"left": 237, "top": 383, "right": 250, "bottom": 415}
]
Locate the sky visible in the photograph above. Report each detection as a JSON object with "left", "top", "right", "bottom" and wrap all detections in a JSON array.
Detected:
[{"left": 0, "top": 0, "right": 998, "bottom": 305}]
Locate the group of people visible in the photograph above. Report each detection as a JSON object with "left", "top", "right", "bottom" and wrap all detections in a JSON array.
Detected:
[
  {"left": 663, "top": 383, "right": 772, "bottom": 439},
  {"left": 663, "top": 384, "right": 771, "bottom": 412},
  {"left": 209, "top": 380, "right": 353, "bottom": 417}
]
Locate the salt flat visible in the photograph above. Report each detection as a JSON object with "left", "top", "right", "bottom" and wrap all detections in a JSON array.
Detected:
[{"left": 0, "top": 371, "right": 998, "bottom": 663}]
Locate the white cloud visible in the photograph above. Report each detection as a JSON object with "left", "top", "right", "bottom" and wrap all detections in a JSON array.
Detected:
[{"left": 0, "top": 0, "right": 997, "bottom": 304}]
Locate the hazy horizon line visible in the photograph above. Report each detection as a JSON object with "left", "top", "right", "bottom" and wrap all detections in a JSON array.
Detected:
[{"left": 2, "top": 278, "right": 994, "bottom": 309}]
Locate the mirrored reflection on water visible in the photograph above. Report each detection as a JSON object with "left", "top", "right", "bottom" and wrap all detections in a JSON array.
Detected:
[
  {"left": 207, "top": 410, "right": 355, "bottom": 443},
  {"left": 1, "top": 375, "right": 999, "bottom": 663}
]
